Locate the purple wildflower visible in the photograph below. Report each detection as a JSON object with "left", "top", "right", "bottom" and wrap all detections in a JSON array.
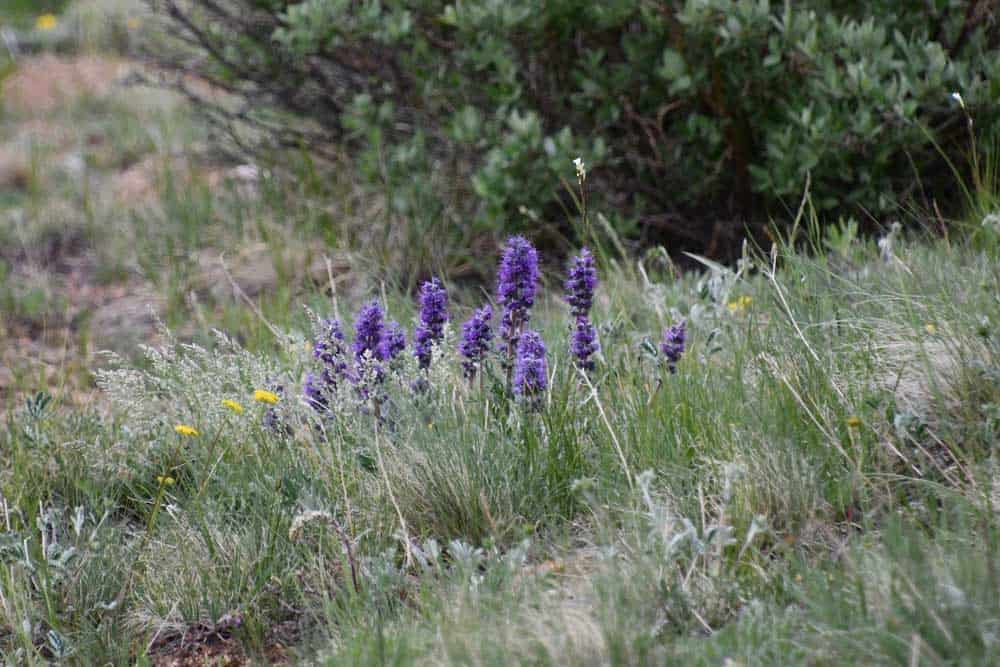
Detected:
[
  {"left": 660, "top": 320, "right": 686, "bottom": 373},
  {"left": 353, "top": 300, "right": 387, "bottom": 362},
  {"left": 313, "top": 317, "right": 349, "bottom": 380},
  {"left": 459, "top": 306, "right": 493, "bottom": 379},
  {"left": 414, "top": 278, "right": 448, "bottom": 369},
  {"left": 314, "top": 318, "right": 346, "bottom": 364},
  {"left": 304, "top": 371, "right": 328, "bottom": 412},
  {"left": 513, "top": 329, "right": 548, "bottom": 405},
  {"left": 571, "top": 317, "right": 600, "bottom": 371},
  {"left": 497, "top": 236, "right": 539, "bottom": 350},
  {"left": 565, "top": 248, "right": 597, "bottom": 319},
  {"left": 380, "top": 320, "right": 407, "bottom": 361}
]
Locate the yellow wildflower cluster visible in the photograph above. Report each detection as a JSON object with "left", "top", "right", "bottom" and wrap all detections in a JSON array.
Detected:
[
  {"left": 254, "top": 389, "right": 280, "bottom": 405},
  {"left": 727, "top": 295, "right": 753, "bottom": 314},
  {"left": 222, "top": 399, "right": 245, "bottom": 414},
  {"left": 174, "top": 424, "right": 200, "bottom": 437},
  {"left": 36, "top": 14, "right": 58, "bottom": 31}
]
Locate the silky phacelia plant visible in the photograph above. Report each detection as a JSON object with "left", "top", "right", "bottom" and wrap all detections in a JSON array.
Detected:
[
  {"left": 414, "top": 278, "right": 448, "bottom": 369},
  {"left": 565, "top": 248, "right": 597, "bottom": 319},
  {"left": 459, "top": 305, "right": 493, "bottom": 379},
  {"left": 315, "top": 318, "right": 347, "bottom": 369},
  {"left": 353, "top": 300, "right": 387, "bottom": 362},
  {"left": 380, "top": 320, "right": 407, "bottom": 362},
  {"left": 513, "top": 329, "right": 548, "bottom": 405},
  {"left": 571, "top": 317, "right": 599, "bottom": 371},
  {"left": 565, "top": 248, "right": 600, "bottom": 371},
  {"left": 660, "top": 320, "right": 686, "bottom": 373},
  {"left": 497, "top": 236, "right": 539, "bottom": 353},
  {"left": 306, "top": 317, "right": 350, "bottom": 412}
]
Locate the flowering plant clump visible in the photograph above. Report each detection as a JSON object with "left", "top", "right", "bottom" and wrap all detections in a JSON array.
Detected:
[
  {"left": 297, "top": 236, "right": 599, "bottom": 412},
  {"left": 497, "top": 236, "right": 540, "bottom": 357},
  {"left": 660, "top": 321, "right": 687, "bottom": 373},
  {"left": 414, "top": 278, "right": 449, "bottom": 369},
  {"left": 513, "top": 329, "right": 548, "bottom": 406},
  {"left": 459, "top": 306, "right": 494, "bottom": 379}
]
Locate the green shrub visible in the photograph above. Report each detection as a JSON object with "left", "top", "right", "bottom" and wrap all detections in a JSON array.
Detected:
[{"left": 147, "top": 0, "right": 1000, "bottom": 263}]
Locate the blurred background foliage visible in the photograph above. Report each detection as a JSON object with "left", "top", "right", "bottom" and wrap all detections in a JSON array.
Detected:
[{"left": 143, "top": 0, "right": 1000, "bottom": 268}]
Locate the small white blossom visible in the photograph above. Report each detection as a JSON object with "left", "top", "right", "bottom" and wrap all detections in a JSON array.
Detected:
[
  {"left": 573, "top": 157, "right": 586, "bottom": 182},
  {"left": 951, "top": 91, "right": 965, "bottom": 109}
]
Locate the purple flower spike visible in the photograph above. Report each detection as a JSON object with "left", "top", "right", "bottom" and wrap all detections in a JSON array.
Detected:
[
  {"left": 414, "top": 278, "right": 449, "bottom": 369},
  {"left": 314, "top": 317, "right": 349, "bottom": 380},
  {"left": 565, "top": 248, "right": 597, "bottom": 319},
  {"left": 380, "top": 320, "right": 407, "bottom": 361},
  {"left": 459, "top": 306, "right": 494, "bottom": 379},
  {"left": 353, "top": 300, "right": 387, "bottom": 362},
  {"left": 513, "top": 329, "right": 548, "bottom": 405},
  {"left": 497, "top": 236, "right": 539, "bottom": 349},
  {"left": 304, "top": 372, "right": 328, "bottom": 412},
  {"left": 660, "top": 320, "right": 686, "bottom": 373},
  {"left": 571, "top": 317, "right": 600, "bottom": 371}
]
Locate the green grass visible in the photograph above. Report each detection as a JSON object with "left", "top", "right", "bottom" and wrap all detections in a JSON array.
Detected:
[{"left": 1, "top": 224, "right": 998, "bottom": 663}]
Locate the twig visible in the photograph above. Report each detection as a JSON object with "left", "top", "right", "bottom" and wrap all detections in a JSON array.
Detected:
[
  {"left": 373, "top": 420, "right": 413, "bottom": 568},
  {"left": 219, "top": 254, "right": 282, "bottom": 340},
  {"left": 577, "top": 367, "right": 633, "bottom": 490}
]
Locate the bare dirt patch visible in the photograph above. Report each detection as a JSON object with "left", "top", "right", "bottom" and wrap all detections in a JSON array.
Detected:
[{"left": 2, "top": 54, "right": 132, "bottom": 115}]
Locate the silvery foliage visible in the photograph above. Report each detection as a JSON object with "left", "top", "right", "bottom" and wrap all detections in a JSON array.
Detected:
[
  {"left": 94, "top": 319, "right": 299, "bottom": 467},
  {"left": 633, "top": 468, "right": 768, "bottom": 565}
]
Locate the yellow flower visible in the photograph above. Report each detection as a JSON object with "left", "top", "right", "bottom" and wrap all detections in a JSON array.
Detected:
[
  {"left": 222, "top": 399, "right": 245, "bottom": 414},
  {"left": 924, "top": 323, "right": 937, "bottom": 335},
  {"left": 156, "top": 475, "right": 175, "bottom": 486},
  {"left": 35, "top": 14, "right": 58, "bottom": 31},
  {"left": 727, "top": 295, "right": 753, "bottom": 313},
  {"left": 174, "top": 424, "right": 200, "bottom": 437},
  {"left": 254, "top": 389, "right": 280, "bottom": 405},
  {"left": 846, "top": 416, "right": 862, "bottom": 429}
]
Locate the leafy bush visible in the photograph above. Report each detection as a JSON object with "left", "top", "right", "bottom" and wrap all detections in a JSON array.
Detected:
[{"left": 147, "top": 0, "right": 999, "bottom": 262}]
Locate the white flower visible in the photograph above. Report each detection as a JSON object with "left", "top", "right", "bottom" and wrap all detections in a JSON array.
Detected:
[
  {"left": 573, "top": 157, "right": 586, "bottom": 182},
  {"left": 951, "top": 91, "right": 965, "bottom": 109}
]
